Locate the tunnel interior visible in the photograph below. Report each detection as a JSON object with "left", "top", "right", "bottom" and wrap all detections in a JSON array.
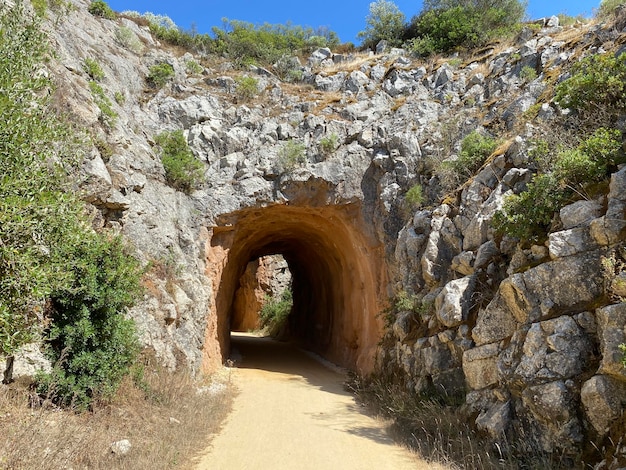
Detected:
[{"left": 204, "top": 204, "right": 387, "bottom": 373}]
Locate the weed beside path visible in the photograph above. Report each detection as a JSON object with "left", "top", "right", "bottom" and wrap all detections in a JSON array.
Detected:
[{"left": 0, "top": 358, "right": 233, "bottom": 470}]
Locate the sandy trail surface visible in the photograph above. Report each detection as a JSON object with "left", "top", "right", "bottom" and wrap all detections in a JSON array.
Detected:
[{"left": 195, "top": 333, "right": 446, "bottom": 470}]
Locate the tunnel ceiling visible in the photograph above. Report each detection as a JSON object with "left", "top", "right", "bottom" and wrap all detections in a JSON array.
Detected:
[{"left": 204, "top": 203, "right": 388, "bottom": 373}]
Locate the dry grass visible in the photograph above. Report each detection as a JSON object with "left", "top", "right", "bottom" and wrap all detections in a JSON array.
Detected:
[
  {"left": 347, "top": 374, "right": 577, "bottom": 470},
  {"left": 315, "top": 52, "right": 374, "bottom": 75},
  {"left": 0, "top": 355, "right": 233, "bottom": 470}
]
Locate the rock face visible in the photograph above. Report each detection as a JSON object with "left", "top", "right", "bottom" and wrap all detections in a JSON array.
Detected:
[
  {"left": 231, "top": 255, "right": 291, "bottom": 332},
  {"left": 33, "top": 0, "right": 626, "bottom": 464}
]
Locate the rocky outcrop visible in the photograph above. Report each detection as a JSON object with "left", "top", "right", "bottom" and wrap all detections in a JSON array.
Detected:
[
  {"left": 32, "top": 0, "right": 626, "bottom": 464},
  {"left": 231, "top": 255, "right": 291, "bottom": 331}
]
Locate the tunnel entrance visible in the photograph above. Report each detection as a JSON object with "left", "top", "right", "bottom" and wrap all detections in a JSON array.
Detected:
[{"left": 202, "top": 203, "right": 388, "bottom": 374}]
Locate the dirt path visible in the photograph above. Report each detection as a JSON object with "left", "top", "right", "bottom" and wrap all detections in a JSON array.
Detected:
[{"left": 195, "top": 333, "right": 447, "bottom": 470}]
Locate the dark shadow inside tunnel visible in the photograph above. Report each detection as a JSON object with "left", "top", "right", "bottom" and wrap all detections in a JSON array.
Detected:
[{"left": 203, "top": 204, "right": 387, "bottom": 374}]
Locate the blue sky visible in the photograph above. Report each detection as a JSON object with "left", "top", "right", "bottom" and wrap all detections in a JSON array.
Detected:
[{"left": 106, "top": 0, "right": 601, "bottom": 44}]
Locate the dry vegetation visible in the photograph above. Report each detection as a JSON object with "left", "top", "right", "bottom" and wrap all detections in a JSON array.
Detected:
[
  {"left": 347, "top": 375, "right": 579, "bottom": 469},
  {"left": 0, "top": 355, "right": 233, "bottom": 470}
]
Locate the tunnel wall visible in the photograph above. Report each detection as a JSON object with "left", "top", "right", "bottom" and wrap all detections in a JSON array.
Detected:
[{"left": 201, "top": 203, "right": 388, "bottom": 374}]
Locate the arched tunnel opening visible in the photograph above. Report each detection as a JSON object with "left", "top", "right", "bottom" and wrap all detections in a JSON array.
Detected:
[{"left": 202, "top": 203, "right": 388, "bottom": 374}]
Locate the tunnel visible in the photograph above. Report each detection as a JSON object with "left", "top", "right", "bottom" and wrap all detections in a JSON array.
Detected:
[{"left": 201, "top": 203, "right": 388, "bottom": 374}]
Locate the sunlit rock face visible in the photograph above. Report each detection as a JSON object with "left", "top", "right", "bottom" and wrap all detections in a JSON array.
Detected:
[{"left": 231, "top": 255, "right": 291, "bottom": 333}]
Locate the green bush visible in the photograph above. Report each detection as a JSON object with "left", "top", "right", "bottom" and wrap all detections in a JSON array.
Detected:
[
  {"left": 555, "top": 53, "right": 626, "bottom": 126},
  {"left": 318, "top": 133, "right": 339, "bottom": 156},
  {"left": 444, "top": 131, "right": 498, "bottom": 180},
  {"left": 155, "top": 130, "right": 205, "bottom": 193},
  {"left": 358, "top": 0, "right": 406, "bottom": 48},
  {"left": 519, "top": 65, "right": 537, "bottom": 83},
  {"left": 186, "top": 59, "right": 203, "bottom": 75},
  {"left": 404, "top": 184, "right": 424, "bottom": 212},
  {"left": 31, "top": 0, "right": 47, "bottom": 17},
  {"left": 234, "top": 75, "right": 259, "bottom": 101},
  {"left": 0, "top": 2, "right": 142, "bottom": 409},
  {"left": 407, "top": 0, "right": 526, "bottom": 54},
  {"left": 259, "top": 289, "right": 292, "bottom": 337},
  {"left": 88, "top": 81, "right": 117, "bottom": 127},
  {"left": 278, "top": 140, "right": 307, "bottom": 172},
  {"left": 494, "top": 128, "right": 623, "bottom": 242},
  {"left": 492, "top": 173, "right": 567, "bottom": 241},
  {"left": 115, "top": 26, "right": 143, "bottom": 53},
  {"left": 88, "top": 0, "right": 116, "bottom": 20},
  {"left": 36, "top": 234, "right": 142, "bottom": 410},
  {"left": 147, "top": 62, "right": 175, "bottom": 88},
  {"left": 555, "top": 128, "right": 623, "bottom": 184},
  {"left": 83, "top": 58, "right": 105, "bottom": 81},
  {"left": 114, "top": 91, "right": 125, "bottom": 105},
  {"left": 211, "top": 19, "right": 339, "bottom": 67},
  {"left": 598, "top": 0, "right": 626, "bottom": 17}
]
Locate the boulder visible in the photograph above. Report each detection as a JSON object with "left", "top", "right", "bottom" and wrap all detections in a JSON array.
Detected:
[
  {"left": 581, "top": 375, "right": 626, "bottom": 437},
  {"left": 514, "top": 316, "right": 591, "bottom": 382},
  {"left": 463, "top": 343, "right": 500, "bottom": 390},
  {"left": 435, "top": 276, "right": 475, "bottom": 327},
  {"left": 596, "top": 303, "right": 626, "bottom": 379}
]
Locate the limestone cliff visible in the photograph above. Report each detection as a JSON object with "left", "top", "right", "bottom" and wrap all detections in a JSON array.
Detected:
[{"left": 25, "top": 0, "right": 626, "bottom": 465}]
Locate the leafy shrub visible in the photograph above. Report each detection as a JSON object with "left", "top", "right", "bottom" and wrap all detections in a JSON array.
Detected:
[
  {"left": 36, "top": 234, "right": 142, "bottom": 410},
  {"left": 444, "top": 130, "right": 498, "bottom": 180},
  {"left": 0, "top": 3, "right": 71, "bottom": 356},
  {"left": 185, "top": 59, "right": 203, "bottom": 75},
  {"left": 409, "top": 6, "right": 481, "bottom": 53},
  {"left": 259, "top": 289, "right": 292, "bottom": 337},
  {"left": 0, "top": 3, "right": 142, "bottom": 409},
  {"left": 88, "top": 0, "right": 116, "bottom": 20},
  {"left": 211, "top": 19, "right": 339, "bottom": 67},
  {"left": 115, "top": 26, "right": 143, "bottom": 53},
  {"left": 88, "top": 81, "right": 117, "bottom": 127},
  {"left": 31, "top": 0, "right": 47, "bottom": 17},
  {"left": 83, "top": 57, "right": 105, "bottom": 81},
  {"left": 407, "top": 0, "right": 526, "bottom": 54},
  {"left": 114, "top": 91, "right": 125, "bottom": 105},
  {"left": 404, "top": 184, "right": 424, "bottom": 213},
  {"left": 147, "top": 62, "right": 175, "bottom": 88},
  {"left": 555, "top": 128, "right": 623, "bottom": 183},
  {"left": 155, "top": 130, "right": 204, "bottom": 193},
  {"left": 494, "top": 128, "right": 623, "bottom": 242},
  {"left": 121, "top": 10, "right": 212, "bottom": 51},
  {"left": 318, "top": 133, "right": 339, "bottom": 156},
  {"left": 519, "top": 65, "right": 537, "bottom": 83},
  {"left": 554, "top": 149, "right": 603, "bottom": 185},
  {"left": 234, "top": 75, "right": 259, "bottom": 101},
  {"left": 358, "top": 0, "right": 406, "bottom": 48},
  {"left": 492, "top": 173, "right": 566, "bottom": 241},
  {"left": 406, "top": 36, "right": 437, "bottom": 57},
  {"left": 598, "top": 0, "right": 626, "bottom": 17},
  {"left": 555, "top": 52, "right": 626, "bottom": 126},
  {"left": 278, "top": 140, "right": 307, "bottom": 171}
]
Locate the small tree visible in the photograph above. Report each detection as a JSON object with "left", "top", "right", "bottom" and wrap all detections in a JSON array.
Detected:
[
  {"left": 156, "top": 130, "right": 205, "bottom": 193},
  {"left": 408, "top": 0, "right": 526, "bottom": 54},
  {"left": 358, "top": 0, "right": 406, "bottom": 49}
]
